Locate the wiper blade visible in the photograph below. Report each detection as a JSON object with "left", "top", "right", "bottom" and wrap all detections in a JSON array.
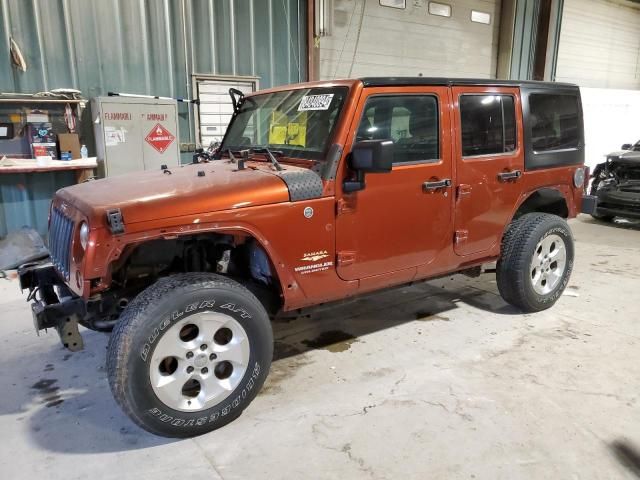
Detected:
[{"left": 252, "top": 147, "right": 284, "bottom": 171}]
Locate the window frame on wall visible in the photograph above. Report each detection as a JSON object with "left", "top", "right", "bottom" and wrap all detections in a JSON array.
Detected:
[
  {"left": 192, "top": 74, "right": 259, "bottom": 148},
  {"left": 354, "top": 94, "right": 440, "bottom": 165},
  {"left": 459, "top": 93, "right": 518, "bottom": 158}
]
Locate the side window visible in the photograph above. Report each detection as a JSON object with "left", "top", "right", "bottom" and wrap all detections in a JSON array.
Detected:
[
  {"left": 529, "top": 94, "right": 579, "bottom": 152},
  {"left": 460, "top": 95, "right": 517, "bottom": 157},
  {"left": 355, "top": 95, "right": 439, "bottom": 163}
]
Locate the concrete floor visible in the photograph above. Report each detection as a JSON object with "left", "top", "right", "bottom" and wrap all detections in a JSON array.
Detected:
[{"left": 1, "top": 215, "right": 639, "bottom": 480}]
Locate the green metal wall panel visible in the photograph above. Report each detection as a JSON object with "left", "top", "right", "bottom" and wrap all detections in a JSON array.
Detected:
[
  {"left": 0, "top": 171, "right": 76, "bottom": 239},
  {"left": 0, "top": 0, "right": 307, "bottom": 142},
  {"left": 0, "top": 0, "right": 307, "bottom": 239}
]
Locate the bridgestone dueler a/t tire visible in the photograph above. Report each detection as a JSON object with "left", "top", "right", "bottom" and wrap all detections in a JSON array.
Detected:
[
  {"left": 496, "top": 213, "right": 574, "bottom": 313},
  {"left": 106, "top": 273, "right": 273, "bottom": 438}
]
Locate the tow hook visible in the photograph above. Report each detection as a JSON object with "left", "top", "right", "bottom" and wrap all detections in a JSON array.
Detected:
[{"left": 58, "top": 315, "right": 84, "bottom": 352}]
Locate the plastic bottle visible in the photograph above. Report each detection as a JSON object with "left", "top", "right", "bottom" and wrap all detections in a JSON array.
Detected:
[{"left": 80, "top": 144, "right": 88, "bottom": 159}]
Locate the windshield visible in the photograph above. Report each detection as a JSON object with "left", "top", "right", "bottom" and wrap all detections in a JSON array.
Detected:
[{"left": 221, "top": 87, "right": 348, "bottom": 161}]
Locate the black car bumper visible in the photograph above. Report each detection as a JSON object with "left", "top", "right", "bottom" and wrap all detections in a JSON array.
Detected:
[
  {"left": 18, "top": 262, "right": 85, "bottom": 351},
  {"left": 582, "top": 191, "right": 640, "bottom": 220}
]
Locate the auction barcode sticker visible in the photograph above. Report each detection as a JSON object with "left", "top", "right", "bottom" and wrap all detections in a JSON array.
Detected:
[{"left": 298, "top": 94, "right": 335, "bottom": 111}]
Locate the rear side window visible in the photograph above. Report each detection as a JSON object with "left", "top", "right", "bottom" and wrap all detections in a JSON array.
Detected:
[
  {"left": 529, "top": 94, "right": 579, "bottom": 152},
  {"left": 356, "top": 95, "right": 439, "bottom": 163},
  {"left": 460, "top": 95, "right": 517, "bottom": 157}
]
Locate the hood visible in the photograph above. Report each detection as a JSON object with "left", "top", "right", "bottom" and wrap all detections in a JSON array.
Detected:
[
  {"left": 57, "top": 161, "right": 291, "bottom": 225},
  {"left": 608, "top": 150, "right": 640, "bottom": 165}
]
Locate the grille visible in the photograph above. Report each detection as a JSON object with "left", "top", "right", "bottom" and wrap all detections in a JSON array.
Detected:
[{"left": 49, "top": 207, "right": 74, "bottom": 280}]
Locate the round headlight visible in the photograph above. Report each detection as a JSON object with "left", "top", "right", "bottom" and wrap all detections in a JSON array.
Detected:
[
  {"left": 573, "top": 167, "right": 585, "bottom": 188},
  {"left": 79, "top": 222, "right": 90, "bottom": 250}
]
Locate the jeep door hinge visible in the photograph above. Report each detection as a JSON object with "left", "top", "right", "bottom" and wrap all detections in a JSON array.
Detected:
[
  {"left": 336, "top": 198, "right": 354, "bottom": 216},
  {"left": 337, "top": 251, "right": 357, "bottom": 267},
  {"left": 454, "top": 230, "right": 469, "bottom": 244}
]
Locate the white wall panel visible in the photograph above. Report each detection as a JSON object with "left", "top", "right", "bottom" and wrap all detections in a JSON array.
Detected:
[
  {"left": 319, "top": 0, "right": 501, "bottom": 79},
  {"left": 556, "top": 0, "right": 640, "bottom": 89}
]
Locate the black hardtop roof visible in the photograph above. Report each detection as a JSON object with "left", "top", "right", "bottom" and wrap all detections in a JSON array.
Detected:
[{"left": 360, "top": 77, "right": 579, "bottom": 90}]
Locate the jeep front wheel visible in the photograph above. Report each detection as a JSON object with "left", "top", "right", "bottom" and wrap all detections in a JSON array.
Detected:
[
  {"left": 497, "top": 213, "right": 574, "bottom": 313},
  {"left": 106, "top": 273, "right": 273, "bottom": 437}
]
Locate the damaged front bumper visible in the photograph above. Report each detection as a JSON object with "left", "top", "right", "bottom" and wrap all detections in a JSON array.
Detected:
[
  {"left": 582, "top": 191, "right": 640, "bottom": 219},
  {"left": 18, "top": 262, "right": 86, "bottom": 351}
]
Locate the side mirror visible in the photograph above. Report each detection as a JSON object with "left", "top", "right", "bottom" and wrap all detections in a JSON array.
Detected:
[
  {"left": 621, "top": 143, "right": 632, "bottom": 150},
  {"left": 343, "top": 140, "right": 393, "bottom": 193},
  {"left": 349, "top": 139, "right": 393, "bottom": 173}
]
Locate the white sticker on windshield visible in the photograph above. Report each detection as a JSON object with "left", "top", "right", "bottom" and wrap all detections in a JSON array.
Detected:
[{"left": 298, "top": 94, "right": 335, "bottom": 111}]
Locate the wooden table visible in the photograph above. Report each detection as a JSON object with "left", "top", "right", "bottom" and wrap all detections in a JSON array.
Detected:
[{"left": 0, "top": 157, "right": 98, "bottom": 183}]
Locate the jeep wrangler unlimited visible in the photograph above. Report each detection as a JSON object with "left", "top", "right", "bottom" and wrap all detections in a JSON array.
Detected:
[{"left": 19, "top": 78, "right": 587, "bottom": 437}]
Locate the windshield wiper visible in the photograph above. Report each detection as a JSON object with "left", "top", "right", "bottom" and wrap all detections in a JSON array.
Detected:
[{"left": 252, "top": 147, "right": 284, "bottom": 171}]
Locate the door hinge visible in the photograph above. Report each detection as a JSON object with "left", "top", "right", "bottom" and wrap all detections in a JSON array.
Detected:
[
  {"left": 336, "top": 198, "right": 354, "bottom": 215},
  {"left": 457, "top": 184, "right": 472, "bottom": 200},
  {"left": 337, "top": 251, "right": 357, "bottom": 266},
  {"left": 454, "top": 230, "right": 469, "bottom": 244}
]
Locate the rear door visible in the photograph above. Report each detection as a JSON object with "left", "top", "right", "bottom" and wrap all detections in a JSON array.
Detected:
[
  {"left": 452, "top": 87, "right": 525, "bottom": 256},
  {"left": 335, "top": 86, "right": 453, "bottom": 281}
]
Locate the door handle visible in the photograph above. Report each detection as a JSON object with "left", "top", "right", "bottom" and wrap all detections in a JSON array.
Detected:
[
  {"left": 423, "top": 178, "right": 452, "bottom": 191},
  {"left": 497, "top": 170, "right": 522, "bottom": 182}
]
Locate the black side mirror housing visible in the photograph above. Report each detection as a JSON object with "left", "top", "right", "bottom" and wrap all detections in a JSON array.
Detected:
[
  {"left": 349, "top": 139, "right": 394, "bottom": 172},
  {"left": 621, "top": 143, "right": 633, "bottom": 150},
  {"left": 343, "top": 140, "right": 393, "bottom": 193}
]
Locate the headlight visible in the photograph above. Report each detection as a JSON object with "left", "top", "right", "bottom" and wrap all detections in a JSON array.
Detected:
[
  {"left": 573, "top": 167, "right": 585, "bottom": 188},
  {"left": 79, "top": 222, "right": 90, "bottom": 250}
]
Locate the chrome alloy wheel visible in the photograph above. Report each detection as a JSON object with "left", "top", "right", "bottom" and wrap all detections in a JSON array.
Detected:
[
  {"left": 529, "top": 234, "right": 567, "bottom": 295},
  {"left": 149, "top": 312, "right": 250, "bottom": 412}
]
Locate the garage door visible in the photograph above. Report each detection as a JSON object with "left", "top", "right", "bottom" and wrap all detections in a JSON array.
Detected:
[
  {"left": 195, "top": 77, "right": 257, "bottom": 147},
  {"left": 319, "top": 0, "right": 501, "bottom": 79},
  {"left": 555, "top": 0, "right": 640, "bottom": 89}
]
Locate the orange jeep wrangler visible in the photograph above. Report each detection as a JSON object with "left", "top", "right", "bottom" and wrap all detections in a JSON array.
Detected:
[{"left": 19, "top": 77, "right": 587, "bottom": 437}]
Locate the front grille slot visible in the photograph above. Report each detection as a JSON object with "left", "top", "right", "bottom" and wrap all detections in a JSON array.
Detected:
[{"left": 49, "top": 207, "right": 74, "bottom": 280}]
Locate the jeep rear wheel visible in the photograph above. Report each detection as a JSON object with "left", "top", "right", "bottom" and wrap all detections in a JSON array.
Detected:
[
  {"left": 497, "top": 213, "right": 574, "bottom": 313},
  {"left": 106, "top": 273, "right": 273, "bottom": 438}
]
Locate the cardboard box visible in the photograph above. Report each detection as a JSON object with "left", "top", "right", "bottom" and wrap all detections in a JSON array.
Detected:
[{"left": 58, "top": 133, "right": 81, "bottom": 159}]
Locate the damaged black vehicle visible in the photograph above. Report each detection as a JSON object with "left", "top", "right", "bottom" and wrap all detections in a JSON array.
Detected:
[{"left": 582, "top": 140, "right": 640, "bottom": 221}]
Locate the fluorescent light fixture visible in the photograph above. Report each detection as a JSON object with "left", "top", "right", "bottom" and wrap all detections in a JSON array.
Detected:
[
  {"left": 428, "top": 2, "right": 451, "bottom": 17},
  {"left": 315, "top": 0, "right": 331, "bottom": 37},
  {"left": 380, "top": 0, "right": 406, "bottom": 9},
  {"left": 471, "top": 10, "right": 491, "bottom": 24}
]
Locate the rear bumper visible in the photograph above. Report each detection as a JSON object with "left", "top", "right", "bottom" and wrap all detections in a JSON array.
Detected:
[
  {"left": 581, "top": 195, "right": 597, "bottom": 215},
  {"left": 18, "top": 262, "right": 86, "bottom": 351}
]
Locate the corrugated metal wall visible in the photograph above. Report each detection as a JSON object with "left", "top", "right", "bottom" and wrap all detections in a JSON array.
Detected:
[
  {"left": 0, "top": 171, "right": 76, "bottom": 239},
  {"left": 0, "top": 0, "right": 307, "bottom": 143},
  {"left": 555, "top": 0, "right": 640, "bottom": 88},
  {"left": 0, "top": 0, "right": 307, "bottom": 239}
]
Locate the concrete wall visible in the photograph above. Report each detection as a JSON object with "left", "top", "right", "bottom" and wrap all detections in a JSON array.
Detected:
[
  {"left": 581, "top": 87, "right": 640, "bottom": 168},
  {"left": 556, "top": 0, "right": 640, "bottom": 89},
  {"left": 319, "top": 0, "right": 501, "bottom": 79}
]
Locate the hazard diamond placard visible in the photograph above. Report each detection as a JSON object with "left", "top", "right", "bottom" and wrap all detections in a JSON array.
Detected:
[{"left": 145, "top": 123, "right": 175, "bottom": 153}]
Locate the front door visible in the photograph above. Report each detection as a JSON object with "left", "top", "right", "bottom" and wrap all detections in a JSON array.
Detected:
[
  {"left": 452, "top": 87, "right": 525, "bottom": 256},
  {"left": 335, "top": 87, "right": 453, "bottom": 281}
]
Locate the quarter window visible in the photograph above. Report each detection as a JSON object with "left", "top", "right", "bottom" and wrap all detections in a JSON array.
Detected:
[
  {"left": 460, "top": 95, "right": 517, "bottom": 157},
  {"left": 529, "top": 94, "right": 579, "bottom": 152},
  {"left": 356, "top": 95, "right": 439, "bottom": 163}
]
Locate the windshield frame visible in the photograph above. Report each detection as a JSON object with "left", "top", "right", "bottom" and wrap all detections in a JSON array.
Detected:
[{"left": 220, "top": 86, "right": 350, "bottom": 162}]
